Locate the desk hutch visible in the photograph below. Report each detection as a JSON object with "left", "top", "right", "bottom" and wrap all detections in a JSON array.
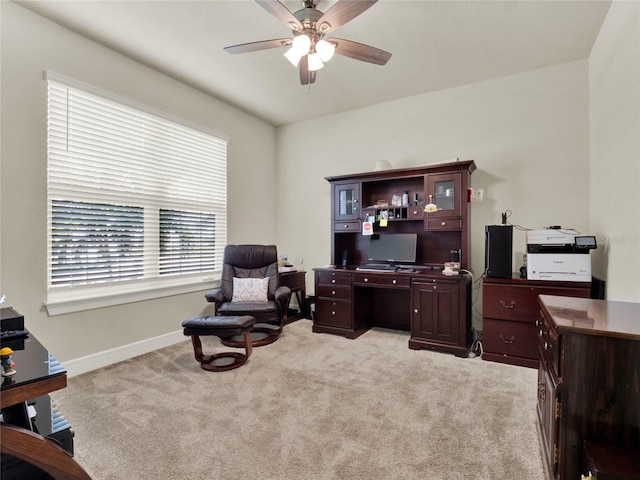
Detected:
[{"left": 313, "top": 160, "right": 476, "bottom": 356}]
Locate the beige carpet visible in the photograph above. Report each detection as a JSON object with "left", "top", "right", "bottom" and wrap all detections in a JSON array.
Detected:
[{"left": 52, "top": 320, "right": 544, "bottom": 480}]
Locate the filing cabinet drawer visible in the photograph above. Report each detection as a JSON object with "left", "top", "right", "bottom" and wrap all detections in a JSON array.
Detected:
[
  {"left": 483, "top": 318, "right": 539, "bottom": 360},
  {"left": 483, "top": 284, "right": 539, "bottom": 322},
  {"left": 483, "top": 284, "right": 591, "bottom": 323},
  {"left": 316, "top": 271, "right": 352, "bottom": 287},
  {"left": 353, "top": 274, "right": 410, "bottom": 288},
  {"left": 316, "top": 299, "right": 352, "bottom": 329},
  {"left": 317, "top": 285, "right": 351, "bottom": 301}
]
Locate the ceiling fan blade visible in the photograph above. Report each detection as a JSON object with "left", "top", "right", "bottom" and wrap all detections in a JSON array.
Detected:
[
  {"left": 329, "top": 37, "right": 391, "bottom": 65},
  {"left": 299, "top": 56, "right": 317, "bottom": 86},
  {"left": 256, "top": 0, "right": 303, "bottom": 31},
  {"left": 224, "top": 38, "right": 292, "bottom": 54},
  {"left": 317, "top": 0, "right": 378, "bottom": 33}
]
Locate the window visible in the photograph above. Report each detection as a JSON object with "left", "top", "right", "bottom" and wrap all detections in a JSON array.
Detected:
[{"left": 46, "top": 72, "right": 227, "bottom": 315}]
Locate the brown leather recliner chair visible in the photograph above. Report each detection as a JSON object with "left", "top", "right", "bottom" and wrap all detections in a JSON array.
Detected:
[{"left": 205, "top": 244, "right": 291, "bottom": 347}]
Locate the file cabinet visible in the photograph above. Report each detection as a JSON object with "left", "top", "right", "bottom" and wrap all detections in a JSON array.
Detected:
[{"left": 482, "top": 275, "right": 590, "bottom": 368}]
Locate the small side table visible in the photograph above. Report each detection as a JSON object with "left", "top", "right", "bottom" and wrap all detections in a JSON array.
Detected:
[{"left": 279, "top": 270, "right": 306, "bottom": 322}]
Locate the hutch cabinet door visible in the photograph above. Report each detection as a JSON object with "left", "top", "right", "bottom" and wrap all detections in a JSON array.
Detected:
[
  {"left": 411, "top": 281, "right": 460, "bottom": 344},
  {"left": 332, "top": 182, "right": 360, "bottom": 222},
  {"left": 425, "top": 173, "right": 462, "bottom": 218}
]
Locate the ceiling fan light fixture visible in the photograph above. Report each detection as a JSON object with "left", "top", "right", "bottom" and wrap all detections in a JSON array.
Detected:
[
  {"left": 284, "top": 48, "right": 303, "bottom": 67},
  {"left": 316, "top": 39, "right": 335, "bottom": 62},
  {"left": 307, "top": 52, "right": 324, "bottom": 71},
  {"left": 291, "top": 33, "right": 311, "bottom": 56}
]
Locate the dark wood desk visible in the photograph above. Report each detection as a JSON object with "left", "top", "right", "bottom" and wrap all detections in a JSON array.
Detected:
[
  {"left": 279, "top": 270, "right": 307, "bottom": 321},
  {"left": 1, "top": 332, "right": 91, "bottom": 479},
  {"left": 537, "top": 296, "right": 640, "bottom": 480},
  {"left": 1, "top": 333, "right": 67, "bottom": 429},
  {"left": 313, "top": 267, "right": 472, "bottom": 356}
]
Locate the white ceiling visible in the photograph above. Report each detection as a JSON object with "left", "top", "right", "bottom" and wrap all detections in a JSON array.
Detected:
[{"left": 16, "top": 0, "right": 612, "bottom": 127}]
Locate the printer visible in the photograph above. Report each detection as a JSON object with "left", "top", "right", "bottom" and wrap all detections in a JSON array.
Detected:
[{"left": 526, "top": 229, "right": 597, "bottom": 282}]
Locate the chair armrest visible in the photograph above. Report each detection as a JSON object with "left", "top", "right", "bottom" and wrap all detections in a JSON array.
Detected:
[
  {"left": 274, "top": 285, "right": 292, "bottom": 312},
  {"left": 204, "top": 288, "right": 226, "bottom": 305},
  {"left": 1, "top": 423, "right": 92, "bottom": 480}
]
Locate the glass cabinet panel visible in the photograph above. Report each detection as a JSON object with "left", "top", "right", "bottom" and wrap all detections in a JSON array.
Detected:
[
  {"left": 433, "top": 179, "right": 455, "bottom": 212},
  {"left": 333, "top": 182, "right": 359, "bottom": 221},
  {"left": 339, "top": 189, "right": 355, "bottom": 215}
]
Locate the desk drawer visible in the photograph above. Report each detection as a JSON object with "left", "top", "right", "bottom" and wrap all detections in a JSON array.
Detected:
[
  {"left": 353, "top": 274, "right": 410, "bottom": 288},
  {"left": 538, "top": 310, "right": 561, "bottom": 378},
  {"left": 425, "top": 218, "right": 462, "bottom": 231},
  {"left": 316, "top": 299, "right": 352, "bottom": 329},
  {"left": 333, "top": 221, "right": 360, "bottom": 232},
  {"left": 483, "top": 318, "right": 539, "bottom": 360},
  {"left": 316, "top": 271, "right": 352, "bottom": 286},
  {"left": 317, "top": 285, "right": 351, "bottom": 300},
  {"left": 408, "top": 207, "right": 424, "bottom": 219}
]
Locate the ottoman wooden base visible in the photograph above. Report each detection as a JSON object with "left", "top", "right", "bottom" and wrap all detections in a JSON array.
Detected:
[{"left": 182, "top": 315, "right": 256, "bottom": 372}]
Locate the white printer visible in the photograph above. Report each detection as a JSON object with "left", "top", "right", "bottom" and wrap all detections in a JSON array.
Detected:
[{"left": 526, "top": 229, "right": 597, "bottom": 282}]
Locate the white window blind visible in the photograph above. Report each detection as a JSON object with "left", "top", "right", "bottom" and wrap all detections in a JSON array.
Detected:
[{"left": 46, "top": 73, "right": 227, "bottom": 315}]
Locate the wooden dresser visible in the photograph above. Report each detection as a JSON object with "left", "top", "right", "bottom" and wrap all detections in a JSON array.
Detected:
[
  {"left": 482, "top": 275, "right": 590, "bottom": 368},
  {"left": 537, "top": 295, "right": 640, "bottom": 480}
]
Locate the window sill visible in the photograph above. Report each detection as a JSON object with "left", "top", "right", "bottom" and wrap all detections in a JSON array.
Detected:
[{"left": 45, "top": 278, "right": 220, "bottom": 316}]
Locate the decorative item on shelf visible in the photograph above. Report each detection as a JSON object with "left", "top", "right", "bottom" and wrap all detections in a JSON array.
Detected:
[
  {"left": 443, "top": 262, "right": 460, "bottom": 276},
  {"left": 424, "top": 194, "right": 438, "bottom": 213},
  {"left": 374, "top": 159, "right": 393, "bottom": 171},
  {"left": 402, "top": 191, "right": 409, "bottom": 207},
  {"left": 1, "top": 347, "right": 16, "bottom": 377},
  {"left": 278, "top": 254, "right": 296, "bottom": 273}
]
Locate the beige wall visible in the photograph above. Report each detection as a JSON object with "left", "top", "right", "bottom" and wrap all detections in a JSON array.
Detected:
[
  {"left": 589, "top": 0, "right": 640, "bottom": 302},
  {"left": 2, "top": 1, "right": 638, "bottom": 372},
  {"left": 276, "top": 60, "right": 592, "bottom": 324},
  {"left": 0, "top": 2, "right": 278, "bottom": 365}
]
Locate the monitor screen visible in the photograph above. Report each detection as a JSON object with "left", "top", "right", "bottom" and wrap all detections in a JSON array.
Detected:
[{"left": 368, "top": 233, "right": 417, "bottom": 264}]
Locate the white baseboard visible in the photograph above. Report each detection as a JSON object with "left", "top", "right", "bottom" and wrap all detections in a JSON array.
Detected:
[{"left": 63, "top": 329, "right": 187, "bottom": 378}]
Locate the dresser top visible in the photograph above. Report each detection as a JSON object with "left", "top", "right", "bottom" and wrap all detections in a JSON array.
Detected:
[{"left": 539, "top": 295, "right": 640, "bottom": 339}]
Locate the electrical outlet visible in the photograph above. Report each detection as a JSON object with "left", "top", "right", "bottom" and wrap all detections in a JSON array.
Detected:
[{"left": 470, "top": 188, "right": 484, "bottom": 202}]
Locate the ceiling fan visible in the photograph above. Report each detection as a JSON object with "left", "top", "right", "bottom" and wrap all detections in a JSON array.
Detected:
[{"left": 224, "top": 0, "right": 392, "bottom": 86}]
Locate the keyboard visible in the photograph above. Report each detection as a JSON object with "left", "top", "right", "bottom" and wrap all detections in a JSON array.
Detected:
[
  {"left": 356, "top": 264, "right": 397, "bottom": 271},
  {"left": 0, "top": 329, "right": 28, "bottom": 341}
]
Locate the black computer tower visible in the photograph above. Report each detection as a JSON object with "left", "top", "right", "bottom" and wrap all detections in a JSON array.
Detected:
[{"left": 485, "top": 225, "right": 513, "bottom": 278}]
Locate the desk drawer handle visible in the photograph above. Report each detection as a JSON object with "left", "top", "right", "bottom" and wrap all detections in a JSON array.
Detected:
[
  {"left": 500, "top": 334, "right": 516, "bottom": 344},
  {"left": 500, "top": 300, "right": 516, "bottom": 309},
  {"left": 364, "top": 278, "right": 369, "bottom": 282},
  {"left": 392, "top": 279, "right": 397, "bottom": 284},
  {"left": 331, "top": 279, "right": 336, "bottom": 284},
  {"left": 331, "top": 311, "right": 336, "bottom": 316},
  {"left": 331, "top": 290, "right": 336, "bottom": 295},
  {"left": 441, "top": 222, "right": 446, "bottom": 226},
  {"left": 343, "top": 224, "right": 349, "bottom": 228}
]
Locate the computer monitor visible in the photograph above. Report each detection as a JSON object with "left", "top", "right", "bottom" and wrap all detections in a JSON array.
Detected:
[{"left": 368, "top": 233, "right": 417, "bottom": 266}]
